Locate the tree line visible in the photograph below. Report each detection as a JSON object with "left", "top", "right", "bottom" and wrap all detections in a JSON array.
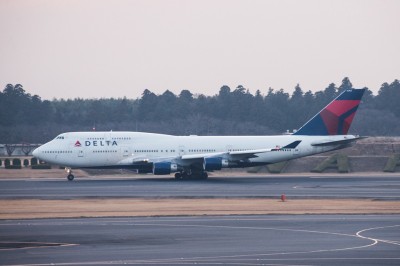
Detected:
[{"left": 0, "top": 77, "right": 399, "bottom": 144}]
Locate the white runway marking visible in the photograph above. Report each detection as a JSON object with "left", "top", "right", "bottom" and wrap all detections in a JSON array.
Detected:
[
  {"left": 0, "top": 241, "right": 78, "bottom": 251},
  {"left": 2, "top": 216, "right": 399, "bottom": 266},
  {"left": 356, "top": 225, "right": 400, "bottom": 246},
  {"left": 97, "top": 222, "right": 389, "bottom": 261}
]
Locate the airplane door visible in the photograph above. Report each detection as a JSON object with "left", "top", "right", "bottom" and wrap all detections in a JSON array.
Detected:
[
  {"left": 293, "top": 148, "right": 300, "bottom": 156},
  {"left": 179, "top": 145, "right": 185, "bottom": 156},
  {"left": 78, "top": 149, "right": 84, "bottom": 157}
]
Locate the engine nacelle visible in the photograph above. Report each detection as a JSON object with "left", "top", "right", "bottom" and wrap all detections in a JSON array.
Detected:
[
  {"left": 203, "top": 157, "right": 229, "bottom": 171},
  {"left": 152, "top": 162, "right": 178, "bottom": 175}
]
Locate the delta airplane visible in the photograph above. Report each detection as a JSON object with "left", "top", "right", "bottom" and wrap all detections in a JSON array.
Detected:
[{"left": 33, "top": 88, "right": 365, "bottom": 181}]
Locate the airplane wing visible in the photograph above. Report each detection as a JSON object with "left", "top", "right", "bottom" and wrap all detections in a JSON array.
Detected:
[
  {"left": 117, "top": 140, "right": 302, "bottom": 168},
  {"left": 181, "top": 140, "right": 302, "bottom": 161},
  {"left": 180, "top": 149, "right": 269, "bottom": 162},
  {"left": 118, "top": 148, "right": 273, "bottom": 167},
  {"left": 117, "top": 155, "right": 177, "bottom": 165}
]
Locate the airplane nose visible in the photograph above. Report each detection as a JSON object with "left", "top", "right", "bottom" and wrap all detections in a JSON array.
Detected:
[{"left": 32, "top": 148, "right": 39, "bottom": 158}]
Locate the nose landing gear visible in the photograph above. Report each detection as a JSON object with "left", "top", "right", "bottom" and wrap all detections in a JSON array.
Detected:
[{"left": 65, "top": 167, "right": 75, "bottom": 181}]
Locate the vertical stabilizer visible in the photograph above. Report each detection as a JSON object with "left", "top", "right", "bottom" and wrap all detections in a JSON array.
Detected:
[{"left": 294, "top": 89, "right": 365, "bottom": 136}]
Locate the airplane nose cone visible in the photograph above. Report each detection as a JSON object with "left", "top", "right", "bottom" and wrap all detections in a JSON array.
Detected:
[{"left": 32, "top": 148, "right": 39, "bottom": 158}]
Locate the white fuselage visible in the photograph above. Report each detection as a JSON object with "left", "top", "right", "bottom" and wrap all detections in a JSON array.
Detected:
[{"left": 33, "top": 131, "right": 355, "bottom": 169}]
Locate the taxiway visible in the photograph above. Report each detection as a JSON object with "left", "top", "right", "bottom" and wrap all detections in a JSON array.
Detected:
[
  {"left": 1, "top": 215, "right": 399, "bottom": 265},
  {"left": 1, "top": 174, "right": 399, "bottom": 265}
]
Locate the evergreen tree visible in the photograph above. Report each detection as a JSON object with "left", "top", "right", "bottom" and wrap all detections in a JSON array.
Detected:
[
  {"left": 338, "top": 77, "right": 353, "bottom": 93},
  {"left": 2, "top": 78, "right": 400, "bottom": 143},
  {"left": 137, "top": 89, "right": 158, "bottom": 120},
  {"left": 375, "top": 80, "right": 400, "bottom": 117},
  {"left": 288, "top": 84, "right": 305, "bottom": 130}
]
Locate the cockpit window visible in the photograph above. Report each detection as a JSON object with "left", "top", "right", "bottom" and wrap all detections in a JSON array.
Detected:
[{"left": 55, "top": 135, "right": 65, "bottom": 140}]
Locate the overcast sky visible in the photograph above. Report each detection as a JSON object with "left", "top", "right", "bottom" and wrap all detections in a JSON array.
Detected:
[{"left": 1, "top": 0, "right": 399, "bottom": 99}]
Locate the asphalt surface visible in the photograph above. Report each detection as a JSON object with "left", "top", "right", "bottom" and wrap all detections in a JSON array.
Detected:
[
  {"left": 1, "top": 215, "right": 399, "bottom": 266},
  {"left": 1, "top": 175, "right": 399, "bottom": 265},
  {"left": 1, "top": 175, "right": 400, "bottom": 200}
]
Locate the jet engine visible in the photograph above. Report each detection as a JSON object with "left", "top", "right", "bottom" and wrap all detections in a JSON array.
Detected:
[
  {"left": 203, "top": 157, "right": 229, "bottom": 171},
  {"left": 152, "top": 162, "right": 178, "bottom": 175}
]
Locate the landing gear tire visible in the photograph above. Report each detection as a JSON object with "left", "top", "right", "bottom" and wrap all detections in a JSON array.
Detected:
[
  {"left": 65, "top": 167, "right": 75, "bottom": 181},
  {"left": 67, "top": 174, "right": 75, "bottom": 181},
  {"left": 200, "top": 172, "right": 208, "bottom": 180},
  {"left": 179, "top": 171, "right": 208, "bottom": 180},
  {"left": 174, "top": 172, "right": 182, "bottom": 180},
  {"left": 175, "top": 171, "right": 190, "bottom": 180},
  {"left": 182, "top": 172, "right": 189, "bottom": 179}
]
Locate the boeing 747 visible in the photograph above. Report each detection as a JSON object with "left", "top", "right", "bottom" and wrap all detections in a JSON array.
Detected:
[{"left": 33, "top": 88, "right": 365, "bottom": 180}]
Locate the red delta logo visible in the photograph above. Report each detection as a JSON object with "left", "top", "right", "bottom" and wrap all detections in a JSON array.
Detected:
[{"left": 74, "top": 141, "right": 82, "bottom": 147}]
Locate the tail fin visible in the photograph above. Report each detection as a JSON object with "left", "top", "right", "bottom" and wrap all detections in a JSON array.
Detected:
[{"left": 294, "top": 88, "right": 365, "bottom": 136}]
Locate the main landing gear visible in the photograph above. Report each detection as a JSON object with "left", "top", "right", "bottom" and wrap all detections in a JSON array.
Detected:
[
  {"left": 65, "top": 167, "right": 75, "bottom": 181},
  {"left": 174, "top": 171, "right": 208, "bottom": 180}
]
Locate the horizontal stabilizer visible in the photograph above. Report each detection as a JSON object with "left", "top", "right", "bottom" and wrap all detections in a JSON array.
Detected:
[{"left": 311, "top": 136, "right": 366, "bottom": 147}]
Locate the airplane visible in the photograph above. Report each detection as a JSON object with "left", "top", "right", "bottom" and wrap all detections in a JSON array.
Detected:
[{"left": 32, "top": 88, "right": 366, "bottom": 181}]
